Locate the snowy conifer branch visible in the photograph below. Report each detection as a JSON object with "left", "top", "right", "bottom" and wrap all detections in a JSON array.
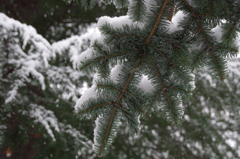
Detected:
[
  {"left": 128, "top": 0, "right": 147, "bottom": 22},
  {"left": 71, "top": 0, "right": 240, "bottom": 156},
  {"left": 97, "top": 107, "right": 118, "bottom": 156},
  {"left": 79, "top": 49, "right": 138, "bottom": 72},
  {"left": 145, "top": 0, "right": 168, "bottom": 45},
  {"left": 153, "top": 46, "right": 191, "bottom": 82},
  {"left": 181, "top": 0, "right": 230, "bottom": 80},
  {"left": 151, "top": 63, "right": 181, "bottom": 125}
]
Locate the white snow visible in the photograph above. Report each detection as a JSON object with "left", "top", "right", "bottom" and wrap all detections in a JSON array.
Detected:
[
  {"left": 74, "top": 73, "right": 99, "bottom": 111},
  {"left": 52, "top": 26, "right": 100, "bottom": 69},
  {"left": 189, "top": 73, "right": 196, "bottom": 90},
  {"left": 4, "top": 79, "right": 25, "bottom": 104},
  {"left": 212, "top": 25, "right": 223, "bottom": 43},
  {"left": 228, "top": 58, "right": 240, "bottom": 77},
  {"left": 137, "top": 75, "right": 155, "bottom": 94},
  {"left": 4, "top": 83, "right": 19, "bottom": 104},
  {"left": 235, "top": 32, "right": 240, "bottom": 57},
  {"left": 1, "top": 13, "right": 97, "bottom": 104},
  {"left": 30, "top": 104, "right": 60, "bottom": 141},
  {"left": 109, "top": 64, "right": 122, "bottom": 82},
  {"left": 75, "top": 85, "right": 97, "bottom": 112},
  {"left": 167, "top": 11, "right": 186, "bottom": 33},
  {"left": 78, "top": 48, "right": 95, "bottom": 67},
  {"left": 93, "top": 116, "right": 101, "bottom": 152},
  {"left": 97, "top": 15, "right": 144, "bottom": 30}
]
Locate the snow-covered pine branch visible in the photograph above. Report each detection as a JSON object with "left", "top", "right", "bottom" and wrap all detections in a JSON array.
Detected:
[
  {"left": 73, "top": 0, "right": 240, "bottom": 156},
  {"left": 0, "top": 13, "right": 97, "bottom": 157}
]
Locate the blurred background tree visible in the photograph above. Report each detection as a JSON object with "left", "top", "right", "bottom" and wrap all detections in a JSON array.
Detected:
[
  {"left": 0, "top": 0, "right": 239, "bottom": 159},
  {"left": 0, "top": 0, "right": 126, "bottom": 42}
]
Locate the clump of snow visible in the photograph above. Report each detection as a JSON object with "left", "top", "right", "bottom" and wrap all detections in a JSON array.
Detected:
[
  {"left": 74, "top": 73, "right": 100, "bottom": 111},
  {"left": 52, "top": 26, "right": 100, "bottom": 69},
  {"left": 167, "top": 11, "right": 186, "bottom": 33},
  {"left": 93, "top": 116, "right": 101, "bottom": 152},
  {"left": 212, "top": 25, "right": 223, "bottom": 43},
  {"left": 189, "top": 73, "right": 196, "bottom": 90},
  {"left": 98, "top": 16, "right": 130, "bottom": 29},
  {"left": 109, "top": 65, "right": 123, "bottom": 82},
  {"left": 97, "top": 15, "right": 144, "bottom": 29},
  {"left": 4, "top": 81, "right": 22, "bottom": 104},
  {"left": 137, "top": 75, "right": 154, "bottom": 94},
  {"left": 75, "top": 85, "right": 97, "bottom": 112},
  {"left": 235, "top": 32, "right": 240, "bottom": 57},
  {"left": 78, "top": 48, "right": 95, "bottom": 68}
]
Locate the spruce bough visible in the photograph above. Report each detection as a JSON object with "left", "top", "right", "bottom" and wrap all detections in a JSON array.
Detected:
[{"left": 72, "top": 0, "right": 240, "bottom": 156}]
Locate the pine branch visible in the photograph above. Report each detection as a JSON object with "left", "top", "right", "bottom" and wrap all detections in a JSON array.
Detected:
[
  {"left": 182, "top": 0, "right": 228, "bottom": 80},
  {"left": 77, "top": 102, "right": 112, "bottom": 115},
  {"left": 209, "top": 49, "right": 225, "bottom": 81},
  {"left": 145, "top": 0, "right": 169, "bottom": 45},
  {"left": 191, "top": 47, "right": 209, "bottom": 71},
  {"left": 113, "top": 0, "right": 128, "bottom": 8},
  {"left": 97, "top": 83, "right": 146, "bottom": 107},
  {"left": 97, "top": 106, "right": 117, "bottom": 157},
  {"left": 181, "top": 0, "right": 212, "bottom": 44},
  {"left": 79, "top": 49, "right": 138, "bottom": 71},
  {"left": 152, "top": 63, "right": 179, "bottom": 125},
  {"left": 97, "top": 84, "right": 120, "bottom": 92},
  {"left": 153, "top": 46, "right": 191, "bottom": 82},
  {"left": 72, "top": 0, "right": 240, "bottom": 157},
  {"left": 128, "top": 0, "right": 147, "bottom": 22},
  {"left": 116, "top": 72, "right": 135, "bottom": 104}
]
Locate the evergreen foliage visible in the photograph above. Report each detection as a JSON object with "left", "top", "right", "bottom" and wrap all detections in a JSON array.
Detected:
[
  {"left": 73, "top": 0, "right": 240, "bottom": 157},
  {"left": 0, "top": 0, "right": 240, "bottom": 158},
  {"left": 109, "top": 58, "right": 240, "bottom": 159},
  {"left": 0, "top": 0, "right": 126, "bottom": 42},
  {"left": 0, "top": 13, "right": 95, "bottom": 158}
]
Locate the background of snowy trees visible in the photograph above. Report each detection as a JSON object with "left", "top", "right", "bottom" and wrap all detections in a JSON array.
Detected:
[{"left": 0, "top": 0, "right": 240, "bottom": 158}]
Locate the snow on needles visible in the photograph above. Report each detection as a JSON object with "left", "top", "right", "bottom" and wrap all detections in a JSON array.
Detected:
[
  {"left": 97, "top": 15, "right": 144, "bottom": 30},
  {"left": 110, "top": 65, "right": 122, "bottom": 82},
  {"left": 0, "top": 13, "right": 51, "bottom": 103},
  {"left": 212, "top": 25, "right": 223, "bottom": 43},
  {"left": 1, "top": 13, "right": 96, "bottom": 104},
  {"left": 167, "top": 11, "right": 186, "bottom": 33},
  {"left": 235, "top": 32, "right": 240, "bottom": 57},
  {"left": 52, "top": 27, "right": 99, "bottom": 69},
  {"left": 75, "top": 73, "right": 99, "bottom": 111},
  {"left": 137, "top": 75, "right": 155, "bottom": 94},
  {"left": 77, "top": 28, "right": 101, "bottom": 68},
  {"left": 30, "top": 104, "right": 60, "bottom": 141}
]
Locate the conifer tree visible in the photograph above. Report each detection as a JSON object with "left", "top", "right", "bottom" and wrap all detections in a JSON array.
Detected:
[
  {"left": 72, "top": 0, "right": 240, "bottom": 157},
  {"left": 1, "top": 0, "right": 240, "bottom": 158},
  {"left": 0, "top": 13, "right": 95, "bottom": 158}
]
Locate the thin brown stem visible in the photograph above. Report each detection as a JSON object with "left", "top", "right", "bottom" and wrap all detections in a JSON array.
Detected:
[{"left": 145, "top": 0, "right": 169, "bottom": 45}]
